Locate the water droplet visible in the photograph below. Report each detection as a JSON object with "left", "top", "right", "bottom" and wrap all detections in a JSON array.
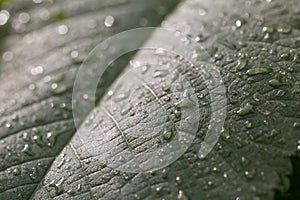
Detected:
[
  {"left": 13, "top": 168, "right": 21, "bottom": 176},
  {"left": 268, "top": 79, "right": 282, "bottom": 88},
  {"left": 244, "top": 170, "right": 255, "bottom": 179},
  {"left": 49, "top": 177, "right": 65, "bottom": 196},
  {"left": 213, "top": 126, "right": 226, "bottom": 141},
  {"left": 162, "top": 169, "right": 168, "bottom": 179},
  {"left": 280, "top": 52, "right": 291, "bottom": 60},
  {"left": 178, "top": 190, "right": 189, "bottom": 200},
  {"left": 104, "top": 15, "right": 114, "bottom": 27},
  {"left": 87, "top": 19, "right": 97, "bottom": 29},
  {"left": 223, "top": 173, "right": 229, "bottom": 181},
  {"left": 268, "top": 129, "right": 281, "bottom": 138},
  {"left": 246, "top": 67, "right": 272, "bottom": 76},
  {"left": 0, "top": 10, "right": 10, "bottom": 26},
  {"left": 236, "top": 60, "right": 248, "bottom": 71},
  {"left": 245, "top": 120, "right": 252, "bottom": 128},
  {"left": 155, "top": 186, "right": 162, "bottom": 194},
  {"left": 31, "top": 66, "right": 44, "bottom": 75},
  {"left": 214, "top": 53, "right": 223, "bottom": 61},
  {"left": 241, "top": 156, "right": 249, "bottom": 167},
  {"left": 162, "top": 85, "right": 170, "bottom": 92},
  {"left": 19, "top": 12, "right": 30, "bottom": 24},
  {"left": 177, "top": 95, "right": 196, "bottom": 108},
  {"left": 2, "top": 51, "right": 14, "bottom": 62},
  {"left": 262, "top": 26, "right": 275, "bottom": 33},
  {"left": 163, "top": 129, "right": 173, "bottom": 141},
  {"left": 176, "top": 83, "right": 183, "bottom": 91},
  {"left": 293, "top": 122, "right": 300, "bottom": 129},
  {"left": 154, "top": 69, "right": 169, "bottom": 78},
  {"left": 163, "top": 96, "right": 171, "bottom": 102},
  {"left": 276, "top": 90, "right": 286, "bottom": 97},
  {"left": 83, "top": 94, "right": 89, "bottom": 100},
  {"left": 175, "top": 176, "right": 182, "bottom": 186},
  {"left": 120, "top": 104, "right": 132, "bottom": 116},
  {"left": 198, "top": 8, "right": 207, "bottom": 16},
  {"left": 22, "top": 144, "right": 35, "bottom": 156},
  {"left": 29, "top": 167, "right": 38, "bottom": 180},
  {"left": 277, "top": 26, "right": 291, "bottom": 34},
  {"left": 237, "top": 103, "right": 253, "bottom": 116},
  {"left": 5, "top": 123, "right": 11, "bottom": 128},
  {"left": 57, "top": 25, "right": 68, "bottom": 35}
]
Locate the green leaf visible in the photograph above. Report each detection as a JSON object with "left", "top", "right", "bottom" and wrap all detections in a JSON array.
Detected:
[
  {"left": 1, "top": 0, "right": 300, "bottom": 199},
  {"left": 0, "top": 0, "right": 180, "bottom": 199}
]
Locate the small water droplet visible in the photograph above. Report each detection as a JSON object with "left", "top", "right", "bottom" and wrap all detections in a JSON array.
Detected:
[
  {"left": 13, "top": 168, "right": 21, "bottom": 176},
  {"left": 178, "top": 190, "right": 189, "bottom": 200},
  {"left": 237, "top": 103, "right": 253, "bottom": 116},
  {"left": 241, "top": 156, "right": 249, "bottom": 167},
  {"left": 277, "top": 26, "right": 291, "bottom": 34},
  {"left": 162, "top": 169, "right": 168, "bottom": 179},
  {"left": 175, "top": 176, "right": 182, "bottom": 186},
  {"left": 280, "top": 52, "right": 291, "bottom": 60},
  {"left": 31, "top": 66, "right": 44, "bottom": 75},
  {"left": 268, "top": 129, "right": 281, "bottom": 138},
  {"left": 246, "top": 67, "right": 272, "bottom": 76},
  {"left": 19, "top": 12, "right": 30, "bottom": 24},
  {"left": 244, "top": 170, "right": 255, "bottom": 179},
  {"left": 154, "top": 69, "right": 169, "bottom": 78},
  {"left": 262, "top": 26, "right": 275, "bottom": 34},
  {"left": 29, "top": 167, "right": 38, "bottom": 180},
  {"left": 245, "top": 120, "right": 252, "bottom": 128},
  {"left": 22, "top": 144, "right": 35, "bottom": 156},
  {"left": 0, "top": 10, "right": 10, "bottom": 26},
  {"left": 293, "top": 122, "right": 300, "bottom": 129},
  {"left": 2, "top": 51, "right": 14, "bottom": 62},
  {"left": 163, "top": 129, "right": 173, "bottom": 141},
  {"left": 87, "top": 19, "right": 97, "bottom": 29},
  {"left": 214, "top": 53, "right": 223, "bottom": 61},
  {"left": 236, "top": 60, "right": 248, "bottom": 71},
  {"left": 57, "top": 25, "right": 69, "bottom": 35},
  {"left": 49, "top": 177, "right": 65, "bottom": 196},
  {"left": 104, "top": 15, "right": 114, "bottom": 27}
]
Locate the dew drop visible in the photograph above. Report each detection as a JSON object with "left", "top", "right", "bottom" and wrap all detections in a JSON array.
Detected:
[
  {"left": 277, "top": 26, "right": 291, "bottom": 34},
  {"left": 22, "top": 144, "right": 35, "bottom": 156},
  {"left": 244, "top": 170, "right": 255, "bottom": 179},
  {"left": 49, "top": 177, "right": 65, "bottom": 196},
  {"left": 246, "top": 67, "right": 272, "bottom": 76},
  {"left": 87, "top": 19, "right": 97, "bottom": 29},
  {"left": 245, "top": 120, "right": 252, "bottom": 128},
  {"left": 280, "top": 52, "right": 291, "bottom": 60},
  {"left": 0, "top": 10, "right": 10, "bottom": 26},
  {"left": 268, "top": 79, "right": 282, "bottom": 88},
  {"left": 241, "top": 156, "right": 249, "bottom": 167},
  {"left": 178, "top": 190, "right": 189, "bottom": 200},
  {"left": 57, "top": 25, "right": 68, "bottom": 35},
  {"left": 31, "top": 66, "right": 44, "bottom": 75},
  {"left": 2, "top": 51, "right": 14, "bottom": 62},
  {"left": 275, "top": 90, "right": 286, "bottom": 97},
  {"left": 175, "top": 176, "right": 182, "bottom": 186},
  {"left": 293, "top": 122, "right": 300, "bottom": 129},
  {"left": 163, "top": 128, "right": 173, "bottom": 141},
  {"left": 236, "top": 60, "right": 248, "bottom": 71},
  {"left": 237, "top": 103, "right": 253, "bottom": 116},
  {"left": 104, "top": 15, "right": 114, "bottom": 27},
  {"left": 162, "top": 169, "right": 168, "bottom": 179},
  {"left": 154, "top": 69, "right": 169, "bottom": 78},
  {"left": 13, "top": 168, "right": 21, "bottom": 176},
  {"left": 19, "top": 12, "right": 30, "bottom": 24},
  {"left": 29, "top": 167, "right": 38, "bottom": 180}
]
